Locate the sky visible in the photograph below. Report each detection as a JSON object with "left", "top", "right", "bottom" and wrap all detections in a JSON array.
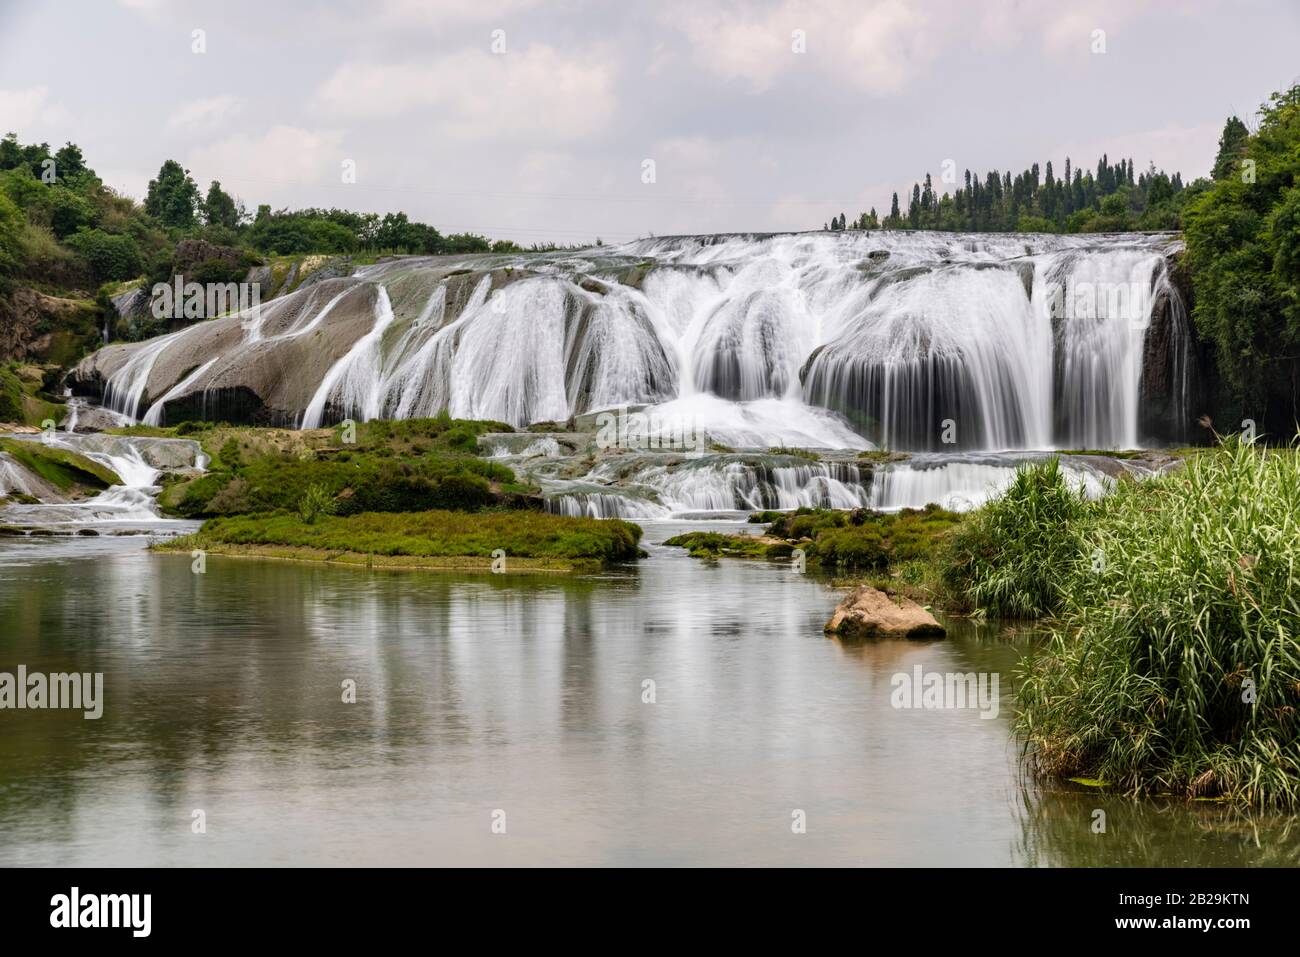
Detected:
[{"left": 1, "top": 0, "right": 1298, "bottom": 245}]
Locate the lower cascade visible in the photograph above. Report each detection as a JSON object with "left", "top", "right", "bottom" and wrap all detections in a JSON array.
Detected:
[
  {"left": 70, "top": 231, "right": 1195, "bottom": 454},
  {"left": 484, "top": 440, "right": 1155, "bottom": 519},
  {"left": 0, "top": 430, "right": 207, "bottom": 526}
]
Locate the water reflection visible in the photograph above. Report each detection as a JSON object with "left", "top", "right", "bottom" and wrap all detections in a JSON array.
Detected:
[{"left": 0, "top": 521, "right": 1295, "bottom": 866}]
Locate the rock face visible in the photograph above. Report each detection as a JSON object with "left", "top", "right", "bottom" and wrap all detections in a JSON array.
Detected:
[
  {"left": 824, "top": 585, "right": 945, "bottom": 640},
  {"left": 0, "top": 287, "right": 99, "bottom": 362}
]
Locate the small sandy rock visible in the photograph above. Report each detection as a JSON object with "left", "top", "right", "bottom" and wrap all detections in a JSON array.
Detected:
[{"left": 824, "top": 585, "right": 945, "bottom": 640}]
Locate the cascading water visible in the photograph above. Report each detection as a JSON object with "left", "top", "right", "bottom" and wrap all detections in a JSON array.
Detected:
[
  {"left": 0, "top": 432, "right": 206, "bottom": 525},
  {"left": 83, "top": 231, "right": 1192, "bottom": 451},
  {"left": 72, "top": 230, "right": 1195, "bottom": 516},
  {"left": 530, "top": 448, "right": 1124, "bottom": 519}
]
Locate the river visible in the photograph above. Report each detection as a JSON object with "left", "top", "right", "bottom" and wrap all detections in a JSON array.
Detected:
[{"left": 1, "top": 518, "right": 1294, "bottom": 866}]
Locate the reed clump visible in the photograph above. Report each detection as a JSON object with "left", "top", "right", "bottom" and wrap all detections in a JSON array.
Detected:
[{"left": 1015, "top": 440, "right": 1300, "bottom": 808}]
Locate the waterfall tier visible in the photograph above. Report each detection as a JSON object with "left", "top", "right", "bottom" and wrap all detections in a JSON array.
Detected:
[{"left": 70, "top": 231, "right": 1194, "bottom": 452}]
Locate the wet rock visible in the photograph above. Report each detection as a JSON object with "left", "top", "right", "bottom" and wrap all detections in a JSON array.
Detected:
[{"left": 824, "top": 585, "right": 945, "bottom": 640}]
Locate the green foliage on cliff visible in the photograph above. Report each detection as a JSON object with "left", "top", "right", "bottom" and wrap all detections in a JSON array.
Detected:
[{"left": 1184, "top": 85, "right": 1300, "bottom": 429}]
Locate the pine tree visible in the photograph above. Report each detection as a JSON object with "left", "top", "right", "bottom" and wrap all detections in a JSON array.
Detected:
[{"left": 1212, "top": 116, "right": 1250, "bottom": 180}]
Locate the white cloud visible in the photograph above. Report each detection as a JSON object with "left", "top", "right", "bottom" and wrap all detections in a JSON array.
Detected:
[
  {"left": 0, "top": 86, "right": 69, "bottom": 133},
  {"left": 314, "top": 45, "right": 616, "bottom": 142},
  {"left": 661, "top": 0, "right": 1207, "bottom": 95},
  {"left": 662, "top": 0, "right": 943, "bottom": 95},
  {"left": 167, "top": 95, "right": 243, "bottom": 131},
  {"left": 377, "top": 0, "right": 540, "bottom": 28},
  {"left": 186, "top": 125, "right": 346, "bottom": 195}
]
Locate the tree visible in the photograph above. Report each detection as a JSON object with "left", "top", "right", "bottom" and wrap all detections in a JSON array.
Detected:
[
  {"left": 0, "top": 191, "right": 23, "bottom": 282},
  {"left": 1186, "top": 86, "right": 1300, "bottom": 426},
  {"left": 53, "top": 142, "right": 87, "bottom": 179},
  {"left": 144, "top": 160, "right": 201, "bottom": 229},
  {"left": 203, "top": 180, "right": 239, "bottom": 229},
  {"left": 1212, "top": 116, "right": 1249, "bottom": 180}
]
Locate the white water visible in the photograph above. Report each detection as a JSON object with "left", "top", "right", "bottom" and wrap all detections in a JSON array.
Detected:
[
  {"left": 536, "top": 448, "right": 1124, "bottom": 519},
  {"left": 301, "top": 285, "right": 399, "bottom": 428},
  {"left": 90, "top": 231, "right": 1191, "bottom": 452},
  {"left": 0, "top": 433, "right": 205, "bottom": 525}
]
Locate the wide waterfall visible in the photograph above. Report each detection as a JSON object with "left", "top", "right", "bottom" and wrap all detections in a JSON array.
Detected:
[{"left": 73, "top": 230, "right": 1193, "bottom": 453}]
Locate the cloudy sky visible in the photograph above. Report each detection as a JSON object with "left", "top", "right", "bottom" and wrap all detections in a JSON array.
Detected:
[{"left": 1, "top": 0, "right": 1297, "bottom": 244}]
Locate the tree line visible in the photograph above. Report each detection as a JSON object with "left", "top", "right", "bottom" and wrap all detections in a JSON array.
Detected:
[
  {"left": 825, "top": 153, "right": 1204, "bottom": 234},
  {"left": 0, "top": 141, "right": 520, "bottom": 295}
]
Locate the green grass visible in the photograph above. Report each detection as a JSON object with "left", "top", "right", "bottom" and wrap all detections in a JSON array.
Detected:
[
  {"left": 145, "top": 417, "right": 534, "bottom": 518},
  {"left": 663, "top": 531, "right": 775, "bottom": 558},
  {"left": 1053, "top": 448, "right": 1145, "bottom": 459},
  {"left": 0, "top": 367, "right": 23, "bottom": 423},
  {"left": 941, "top": 456, "right": 1090, "bottom": 618},
  {"left": 0, "top": 437, "right": 121, "bottom": 490},
  {"left": 670, "top": 505, "right": 963, "bottom": 578},
  {"left": 163, "top": 509, "right": 643, "bottom": 570},
  {"left": 767, "top": 447, "right": 820, "bottom": 460},
  {"left": 1016, "top": 440, "right": 1300, "bottom": 808}
]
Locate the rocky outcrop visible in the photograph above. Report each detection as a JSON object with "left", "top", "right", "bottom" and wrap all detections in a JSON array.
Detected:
[
  {"left": 69, "top": 276, "right": 380, "bottom": 425},
  {"left": 0, "top": 287, "right": 99, "bottom": 362},
  {"left": 824, "top": 585, "right": 945, "bottom": 640}
]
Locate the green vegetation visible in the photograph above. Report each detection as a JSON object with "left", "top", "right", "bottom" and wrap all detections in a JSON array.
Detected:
[
  {"left": 0, "top": 436, "right": 120, "bottom": 490},
  {"left": 153, "top": 417, "right": 530, "bottom": 518},
  {"left": 145, "top": 415, "right": 641, "bottom": 572},
  {"left": 163, "top": 509, "right": 642, "bottom": 572},
  {"left": 941, "top": 457, "right": 1091, "bottom": 618},
  {"left": 767, "top": 447, "right": 820, "bottom": 460},
  {"left": 1184, "top": 85, "right": 1300, "bottom": 432},
  {"left": 663, "top": 531, "right": 774, "bottom": 558},
  {"left": 1016, "top": 440, "right": 1300, "bottom": 808},
  {"left": 670, "top": 504, "right": 964, "bottom": 577},
  {"left": 0, "top": 132, "right": 532, "bottom": 375},
  {"left": 0, "top": 366, "right": 22, "bottom": 422},
  {"left": 829, "top": 152, "right": 1196, "bottom": 233}
]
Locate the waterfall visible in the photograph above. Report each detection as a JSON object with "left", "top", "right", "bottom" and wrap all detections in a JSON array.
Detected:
[
  {"left": 143, "top": 357, "right": 219, "bottom": 426},
  {"left": 77, "top": 231, "right": 1193, "bottom": 451},
  {"left": 301, "top": 285, "right": 398, "bottom": 428},
  {"left": 101, "top": 329, "right": 186, "bottom": 420},
  {"left": 538, "top": 449, "right": 1125, "bottom": 519},
  {"left": 542, "top": 453, "right": 874, "bottom": 518},
  {"left": 0, "top": 433, "right": 205, "bottom": 524}
]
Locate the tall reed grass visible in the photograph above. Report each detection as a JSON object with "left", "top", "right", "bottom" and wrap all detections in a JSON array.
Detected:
[
  {"left": 941, "top": 456, "right": 1090, "bottom": 618},
  {"left": 1016, "top": 440, "right": 1300, "bottom": 807}
]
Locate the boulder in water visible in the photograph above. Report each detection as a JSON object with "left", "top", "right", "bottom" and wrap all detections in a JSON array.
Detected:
[{"left": 824, "top": 585, "right": 945, "bottom": 640}]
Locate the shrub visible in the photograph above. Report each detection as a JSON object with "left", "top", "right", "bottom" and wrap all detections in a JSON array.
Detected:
[
  {"left": 0, "top": 366, "right": 24, "bottom": 421},
  {"left": 941, "top": 457, "right": 1090, "bottom": 618},
  {"left": 62, "top": 227, "right": 143, "bottom": 283},
  {"left": 298, "top": 483, "right": 337, "bottom": 524}
]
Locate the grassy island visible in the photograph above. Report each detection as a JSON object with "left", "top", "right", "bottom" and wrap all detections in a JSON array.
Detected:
[{"left": 140, "top": 415, "right": 642, "bottom": 573}]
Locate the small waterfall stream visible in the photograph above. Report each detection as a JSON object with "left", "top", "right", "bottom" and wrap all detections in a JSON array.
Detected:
[{"left": 0, "top": 433, "right": 206, "bottom": 525}]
